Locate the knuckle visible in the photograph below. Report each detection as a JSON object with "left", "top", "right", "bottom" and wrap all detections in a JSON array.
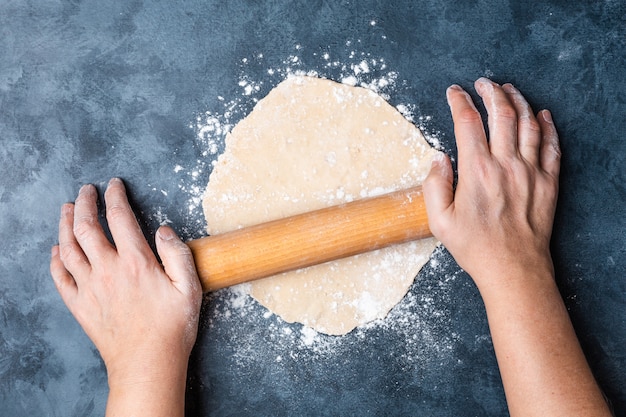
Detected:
[
  {"left": 521, "top": 115, "right": 541, "bottom": 133},
  {"left": 505, "top": 160, "right": 531, "bottom": 183},
  {"left": 59, "top": 242, "right": 88, "bottom": 270},
  {"left": 472, "top": 158, "right": 493, "bottom": 180},
  {"left": 536, "top": 180, "right": 559, "bottom": 205},
  {"left": 509, "top": 158, "right": 527, "bottom": 173},
  {"left": 59, "top": 243, "right": 77, "bottom": 263},
  {"left": 73, "top": 216, "right": 98, "bottom": 240},
  {"left": 456, "top": 107, "right": 483, "bottom": 124},
  {"left": 106, "top": 202, "right": 128, "bottom": 221},
  {"left": 127, "top": 258, "right": 152, "bottom": 277},
  {"left": 494, "top": 104, "right": 518, "bottom": 122}
]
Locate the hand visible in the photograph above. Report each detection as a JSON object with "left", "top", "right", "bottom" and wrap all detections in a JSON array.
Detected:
[
  {"left": 423, "top": 79, "right": 611, "bottom": 416},
  {"left": 423, "top": 78, "right": 560, "bottom": 292},
  {"left": 50, "top": 178, "right": 202, "bottom": 416}
]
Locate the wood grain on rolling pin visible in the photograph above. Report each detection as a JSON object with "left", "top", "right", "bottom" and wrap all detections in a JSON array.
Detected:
[{"left": 187, "top": 186, "right": 431, "bottom": 292}]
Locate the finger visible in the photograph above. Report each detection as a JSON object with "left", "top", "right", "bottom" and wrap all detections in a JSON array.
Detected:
[
  {"left": 502, "top": 83, "right": 542, "bottom": 165},
  {"left": 104, "top": 178, "right": 153, "bottom": 258},
  {"left": 57, "top": 203, "right": 91, "bottom": 280},
  {"left": 422, "top": 152, "right": 455, "bottom": 241},
  {"left": 50, "top": 245, "right": 78, "bottom": 307},
  {"left": 73, "top": 184, "right": 115, "bottom": 262},
  {"left": 446, "top": 84, "right": 489, "bottom": 173},
  {"left": 538, "top": 110, "right": 561, "bottom": 180},
  {"left": 155, "top": 226, "right": 202, "bottom": 297},
  {"left": 475, "top": 78, "right": 518, "bottom": 158}
]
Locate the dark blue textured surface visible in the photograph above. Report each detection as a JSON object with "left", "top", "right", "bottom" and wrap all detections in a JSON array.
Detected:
[{"left": 1, "top": 1, "right": 624, "bottom": 415}]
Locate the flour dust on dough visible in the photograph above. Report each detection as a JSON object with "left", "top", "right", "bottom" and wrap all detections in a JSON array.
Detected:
[{"left": 202, "top": 76, "right": 439, "bottom": 335}]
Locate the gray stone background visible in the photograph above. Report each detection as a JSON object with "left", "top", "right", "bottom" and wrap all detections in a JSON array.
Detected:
[{"left": 1, "top": 1, "right": 624, "bottom": 416}]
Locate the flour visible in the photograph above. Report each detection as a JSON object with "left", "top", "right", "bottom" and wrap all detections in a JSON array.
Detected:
[
  {"left": 171, "top": 37, "right": 456, "bottom": 361},
  {"left": 201, "top": 76, "right": 439, "bottom": 334},
  {"left": 202, "top": 246, "right": 460, "bottom": 366}
]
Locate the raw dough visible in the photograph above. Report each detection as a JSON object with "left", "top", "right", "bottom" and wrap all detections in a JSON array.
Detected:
[{"left": 202, "top": 76, "right": 439, "bottom": 335}]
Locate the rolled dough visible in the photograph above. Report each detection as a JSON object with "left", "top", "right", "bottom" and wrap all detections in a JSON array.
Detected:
[{"left": 202, "top": 76, "right": 439, "bottom": 335}]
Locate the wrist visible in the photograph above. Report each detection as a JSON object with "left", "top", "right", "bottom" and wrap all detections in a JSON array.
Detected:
[
  {"left": 105, "top": 343, "right": 190, "bottom": 388},
  {"left": 105, "top": 349, "right": 189, "bottom": 417},
  {"left": 468, "top": 250, "right": 556, "bottom": 302}
]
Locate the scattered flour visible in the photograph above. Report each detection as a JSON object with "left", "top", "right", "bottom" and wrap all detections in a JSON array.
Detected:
[
  {"left": 169, "top": 36, "right": 457, "bottom": 365},
  {"left": 202, "top": 247, "right": 461, "bottom": 366}
]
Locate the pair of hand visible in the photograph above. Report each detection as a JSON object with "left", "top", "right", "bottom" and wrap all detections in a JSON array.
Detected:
[
  {"left": 50, "top": 78, "right": 609, "bottom": 416},
  {"left": 49, "top": 80, "right": 560, "bottom": 361}
]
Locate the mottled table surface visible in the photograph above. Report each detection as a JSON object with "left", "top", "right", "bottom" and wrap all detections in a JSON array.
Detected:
[{"left": 1, "top": 1, "right": 624, "bottom": 416}]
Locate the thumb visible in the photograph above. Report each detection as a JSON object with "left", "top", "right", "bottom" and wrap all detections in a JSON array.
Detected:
[
  {"left": 155, "top": 226, "right": 201, "bottom": 295},
  {"left": 422, "top": 151, "right": 455, "bottom": 239}
]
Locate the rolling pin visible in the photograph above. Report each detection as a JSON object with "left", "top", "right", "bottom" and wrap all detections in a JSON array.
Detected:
[{"left": 187, "top": 186, "right": 432, "bottom": 292}]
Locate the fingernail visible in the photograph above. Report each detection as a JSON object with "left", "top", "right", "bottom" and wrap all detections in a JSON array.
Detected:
[
  {"left": 502, "top": 83, "right": 517, "bottom": 93},
  {"left": 475, "top": 77, "right": 493, "bottom": 91},
  {"left": 157, "top": 226, "right": 176, "bottom": 241},
  {"left": 446, "top": 85, "right": 464, "bottom": 101},
  {"left": 61, "top": 203, "right": 73, "bottom": 216},
  {"left": 542, "top": 109, "right": 553, "bottom": 123},
  {"left": 109, "top": 177, "right": 122, "bottom": 186},
  {"left": 78, "top": 184, "right": 93, "bottom": 195}
]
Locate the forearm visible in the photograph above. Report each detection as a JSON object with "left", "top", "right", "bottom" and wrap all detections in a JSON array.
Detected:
[{"left": 477, "top": 264, "right": 611, "bottom": 417}]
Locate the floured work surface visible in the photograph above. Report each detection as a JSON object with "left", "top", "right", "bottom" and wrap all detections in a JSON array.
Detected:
[{"left": 202, "top": 76, "right": 438, "bottom": 335}]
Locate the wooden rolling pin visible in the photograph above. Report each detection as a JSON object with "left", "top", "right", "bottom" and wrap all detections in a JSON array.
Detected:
[{"left": 187, "top": 186, "right": 432, "bottom": 292}]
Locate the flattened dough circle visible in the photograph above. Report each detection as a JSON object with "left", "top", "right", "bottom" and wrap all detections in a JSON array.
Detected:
[{"left": 202, "top": 76, "right": 439, "bottom": 335}]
